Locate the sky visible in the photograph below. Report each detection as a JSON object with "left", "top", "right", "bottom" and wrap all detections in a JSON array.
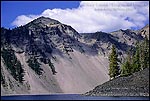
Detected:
[{"left": 1, "top": 1, "right": 149, "bottom": 33}]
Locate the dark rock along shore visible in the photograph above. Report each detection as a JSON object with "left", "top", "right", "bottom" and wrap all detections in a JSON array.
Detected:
[{"left": 85, "top": 68, "right": 149, "bottom": 96}]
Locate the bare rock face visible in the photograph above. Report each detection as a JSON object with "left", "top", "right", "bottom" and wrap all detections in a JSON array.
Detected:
[
  {"left": 137, "top": 24, "right": 149, "bottom": 39},
  {"left": 1, "top": 16, "right": 148, "bottom": 95}
]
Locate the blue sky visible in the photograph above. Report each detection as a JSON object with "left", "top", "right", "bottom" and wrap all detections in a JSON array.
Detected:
[
  {"left": 1, "top": 1, "right": 149, "bottom": 33},
  {"left": 1, "top": 1, "right": 80, "bottom": 28}
]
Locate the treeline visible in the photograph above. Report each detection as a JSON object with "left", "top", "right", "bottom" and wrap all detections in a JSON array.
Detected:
[{"left": 109, "top": 36, "right": 149, "bottom": 79}]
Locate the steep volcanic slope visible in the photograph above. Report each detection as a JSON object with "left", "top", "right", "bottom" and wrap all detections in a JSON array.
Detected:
[
  {"left": 1, "top": 16, "right": 146, "bottom": 95},
  {"left": 1, "top": 17, "right": 109, "bottom": 95}
]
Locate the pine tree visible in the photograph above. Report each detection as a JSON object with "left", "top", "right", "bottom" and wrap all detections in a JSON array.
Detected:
[
  {"left": 27, "top": 57, "right": 43, "bottom": 75},
  {"left": 16, "top": 61, "right": 24, "bottom": 83},
  {"left": 144, "top": 35, "right": 149, "bottom": 68},
  {"left": 140, "top": 36, "right": 149, "bottom": 69},
  {"left": 139, "top": 42, "right": 145, "bottom": 70},
  {"left": 132, "top": 42, "right": 141, "bottom": 73},
  {"left": 121, "top": 60, "right": 131, "bottom": 76},
  {"left": 121, "top": 48, "right": 132, "bottom": 76},
  {"left": 108, "top": 44, "right": 120, "bottom": 79},
  {"left": 48, "top": 59, "right": 57, "bottom": 75},
  {"left": 121, "top": 37, "right": 149, "bottom": 77}
]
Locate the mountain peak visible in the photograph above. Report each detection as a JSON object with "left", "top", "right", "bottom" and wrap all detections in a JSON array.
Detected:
[
  {"left": 36, "top": 16, "right": 59, "bottom": 22},
  {"left": 143, "top": 24, "right": 149, "bottom": 29},
  {"left": 138, "top": 24, "right": 149, "bottom": 39},
  {"left": 26, "top": 16, "right": 61, "bottom": 27}
]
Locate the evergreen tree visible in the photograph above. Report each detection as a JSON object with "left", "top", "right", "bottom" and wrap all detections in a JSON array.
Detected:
[
  {"left": 1, "top": 47, "right": 24, "bottom": 83},
  {"left": 108, "top": 44, "right": 120, "bottom": 79},
  {"left": 132, "top": 42, "right": 141, "bottom": 73},
  {"left": 48, "top": 59, "right": 57, "bottom": 75},
  {"left": 121, "top": 60, "right": 131, "bottom": 76},
  {"left": 16, "top": 61, "right": 24, "bottom": 83},
  {"left": 139, "top": 43, "right": 145, "bottom": 69},
  {"left": 140, "top": 35, "right": 149, "bottom": 69},
  {"left": 120, "top": 36, "right": 149, "bottom": 77},
  {"left": 121, "top": 48, "right": 132, "bottom": 76},
  {"left": 144, "top": 35, "right": 149, "bottom": 68},
  {"left": 27, "top": 57, "right": 43, "bottom": 75}
]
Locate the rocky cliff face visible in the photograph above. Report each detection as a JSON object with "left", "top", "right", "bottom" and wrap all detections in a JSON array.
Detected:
[
  {"left": 137, "top": 24, "right": 149, "bottom": 39},
  {"left": 1, "top": 16, "right": 147, "bottom": 95}
]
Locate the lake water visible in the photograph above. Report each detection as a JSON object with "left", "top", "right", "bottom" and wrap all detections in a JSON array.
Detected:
[{"left": 1, "top": 94, "right": 149, "bottom": 100}]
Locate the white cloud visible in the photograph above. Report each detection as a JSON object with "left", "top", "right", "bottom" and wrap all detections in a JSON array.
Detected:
[
  {"left": 12, "top": 15, "right": 39, "bottom": 26},
  {"left": 11, "top": 1, "right": 149, "bottom": 33}
]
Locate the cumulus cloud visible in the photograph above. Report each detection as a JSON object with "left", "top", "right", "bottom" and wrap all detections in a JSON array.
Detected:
[
  {"left": 12, "top": 15, "right": 39, "bottom": 26},
  {"left": 11, "top": 1, "right": 149, "bottom": 33}
]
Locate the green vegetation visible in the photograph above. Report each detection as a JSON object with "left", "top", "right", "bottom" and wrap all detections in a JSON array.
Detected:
[
  {"left": 139, "top": 35, "right": 149, "bottom": 69},
  {"left": 110, "top": 36, "right": 149, "bottom": 78},
  {"left": 108, "top": 44, "right": 120, "bottom": 79},
  {"left": 121, "top": 49, "right": 132, "bottom": 76},
  {"left": 27, "top": 57, "right": 43, "bottom": 75},
  {"left": 44, "top": 44, "right": 53, "bottom": 54},
  {"left": 40, "top": 57, "right": 48, "bottom": 64},
  {"left": 121, "top": 61, "right": 132, "bottom": 76},
  {"left": 1, "top": 48, "right": 24, "bottom": 83},
  {"left": 78, "top": 45, "right": 85, "bottom": 53},
  {"left": 132, "top": 42, "right": 141, "bottom": 72},
  {"left": 1, "top": 72, "right": 8, "bottom": 87},
  {"left": 121, "top": 36, "right": 149, "bottom": 76},
  {"left": 1, "top": 72, "right": 6, "bottom": 86},
  {"left": 48, "top": 59, "right": 57, "bottom": 75},
  {"left": 39, "top": 57, "right": 57, "bottom": 75}
]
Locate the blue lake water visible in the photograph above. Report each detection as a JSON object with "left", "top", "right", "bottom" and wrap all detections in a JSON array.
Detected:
[{"left": 1, "top": 94, "right": 149, "bottom": 100}]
